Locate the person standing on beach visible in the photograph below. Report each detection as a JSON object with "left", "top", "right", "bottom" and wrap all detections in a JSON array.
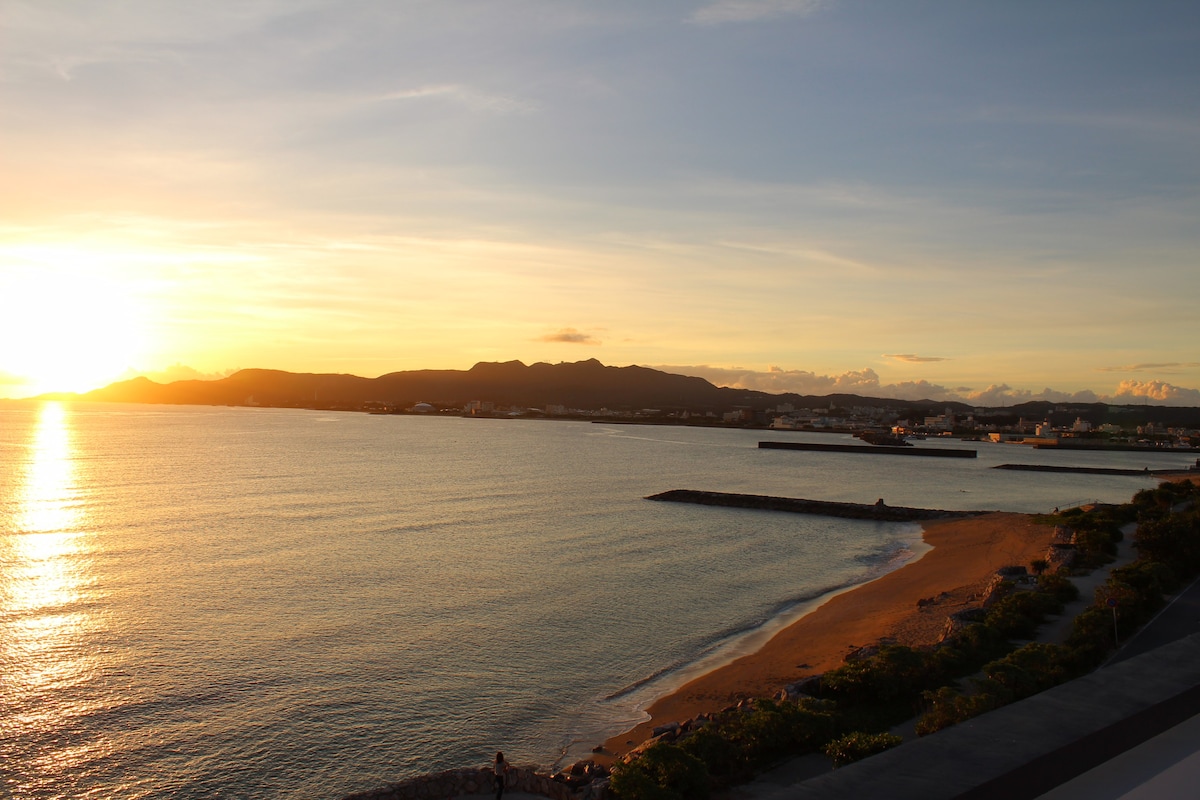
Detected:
[{"left": 493, "top": 751, "right": 509, "bottom": 799}]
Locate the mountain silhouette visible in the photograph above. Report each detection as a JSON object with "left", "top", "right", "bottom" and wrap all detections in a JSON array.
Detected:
[{"left": 66, "top": 359, "right": 1200, "bottom": 427}]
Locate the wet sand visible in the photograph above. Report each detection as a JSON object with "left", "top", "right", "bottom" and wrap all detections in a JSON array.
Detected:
[{"left": 602, "top": 511, "right": 1055, "bottom": 756}]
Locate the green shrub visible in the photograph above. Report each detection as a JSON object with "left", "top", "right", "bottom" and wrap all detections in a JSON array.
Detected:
[
  {"left": 823, "top": 731, "right": 903, "bottom": 768},
  {"left": 676, "top": 699, "right": 838, "bottom": 785},
  {"left": 984, "top": 591, "right": 1063, "bottom": 640},
  {"left": 1037, "top": 571, "right": 1080, "bottom": 603},
  {"left": 915, "top": 687, "right": 1004, "bottom": 736},
  {"left": 1065, "top": 606, "right": 1116, "bottom": 668},
  {"left": 1134, "top": 513, "right": 1200, "bottom": 579},
  {"left": 978, "top": 642, "right": 1076, "bottom": 701},
  {"left": 821, "top": 645, "right": 935, "bottom": 708},
  {"left": 609, "top": 743, "right": 710, "bottom": 800},
  {"left": 933, "top": 623, "right": 1012, "bottom": 676}
]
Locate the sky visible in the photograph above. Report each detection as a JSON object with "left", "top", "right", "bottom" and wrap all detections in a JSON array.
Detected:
[{"left": 1, "top": 0, "right": 1198, "bottom": 404}]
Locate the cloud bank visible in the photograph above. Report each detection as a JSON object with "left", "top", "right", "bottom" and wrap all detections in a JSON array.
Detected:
[{"left": 651, "top": 365, "right": 1200, "bottom": 406}]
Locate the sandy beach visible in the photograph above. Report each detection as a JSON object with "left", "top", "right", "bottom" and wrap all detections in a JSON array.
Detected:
[{"left": 603, "top": 511, "right": 1056, "bottom": 756}]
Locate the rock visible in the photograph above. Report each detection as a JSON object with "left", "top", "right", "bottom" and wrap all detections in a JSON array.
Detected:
[
  {"left": 793, "top": 675, "right": 822, "bottom": 696},
  {"left": 844, "top": 644, "right": 879, "bottom": 662},
  {"left": 651, "top": 721, "right": 680, "bottom": 737},
  {"left": 939, "top": 607, "right": 989, "bottom": 642}
]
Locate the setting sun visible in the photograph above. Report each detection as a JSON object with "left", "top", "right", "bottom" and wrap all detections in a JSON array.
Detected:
[{"left": 0, "top": 255, "right": 146, "bottom": 396}]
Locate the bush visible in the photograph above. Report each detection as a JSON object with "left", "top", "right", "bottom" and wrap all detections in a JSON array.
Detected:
[
  {"left": 984, "top": 591, "right": 1063, "bottom": 640},
  {"left": 978, "top": 642, "right": 1077, "bottom": 701},
  {"left": 823, "top": 731, "right": 903, "bottom": 768},
  {"left": 915, "top": 687, "right": 1004, "bottom": 736},
  {"left": 610, "top": 743, "right": 710, "bottom": 800},
  {"left": 1065, "top": 606, "right": 1116, "bottom": 668},
  {"left": 1134, "top": 512, "right": 1200, "bottom": 579},
  {"left": 1110, "top": 560, "right": 1180, "bottom": 603},
  {"left": 933, "top": 623, "right": 1012, "bottom": 677},
  {"left": 676, "top": 699, "right": 838, "bottom": 786},
  {"left": 1038, "top": 571, "right": 1080, "bottom": 603},
  {"left": 821, "top": 645, "right": 936, "bottom": 709}
]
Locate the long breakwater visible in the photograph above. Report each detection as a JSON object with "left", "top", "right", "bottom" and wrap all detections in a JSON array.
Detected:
[
  {"left": 758, "top": 440, "right": 977, "bottom": 458},
  {"left": 646, "top": 489, "right": 983, "bottom": 522}
]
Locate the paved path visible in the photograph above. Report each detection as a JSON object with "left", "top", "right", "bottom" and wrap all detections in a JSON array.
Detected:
[{"left": 1040, "top": 521, "right": 1138, "bottom": 645}]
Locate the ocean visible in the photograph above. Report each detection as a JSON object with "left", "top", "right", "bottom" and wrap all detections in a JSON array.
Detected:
[{"left": 1, "top": 402, "right": 1192, "bottom": 799}]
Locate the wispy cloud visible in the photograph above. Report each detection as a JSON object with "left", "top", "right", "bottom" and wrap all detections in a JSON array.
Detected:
[
  {"left": 883, "top": 353, "right": 949, "bottom": 364},
  {"left": 716, "top": 240, "right": 880, "bottom": 276},
  {"left": 376, "top": 84, "right": 537, "bottom": 114},
  {"left": 1096, "top": 362, "right": 1200, "bottom": 373},
  {"left": 539, "top": 328, "right": 601, "bottom": 345},
  {"left": 690, "top": 0, "right": 824, "bottom": 25},
  {"left": 973, "top": 106, "right": 1200, "bottom": 139}
]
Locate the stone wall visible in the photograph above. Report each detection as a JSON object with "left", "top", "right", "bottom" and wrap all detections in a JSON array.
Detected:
[{"left": 342, "top": 765, "right": 610, "bottom": 800}]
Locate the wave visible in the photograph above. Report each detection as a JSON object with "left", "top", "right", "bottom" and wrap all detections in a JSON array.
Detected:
[
  {"left": 601, "top": 579, "right": 855, "bottom": 702},
  {"left": 601, "top": 523, "right": 927, "bottom": 702}
]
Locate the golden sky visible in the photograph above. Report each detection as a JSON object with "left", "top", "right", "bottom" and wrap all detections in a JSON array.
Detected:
[{"left": 2, "top": 1, "right": 1199, "bottom": 404}]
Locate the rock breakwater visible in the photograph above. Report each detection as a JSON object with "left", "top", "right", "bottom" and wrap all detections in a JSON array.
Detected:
[
  {"left": 647, "top": 489, "right": 983, "bottom": 522},
  {"left": 759, "top": 440, "right": 977, "bottom": 458}
]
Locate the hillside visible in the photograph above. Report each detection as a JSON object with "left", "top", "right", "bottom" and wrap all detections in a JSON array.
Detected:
[{"left": 57, "top": 359, "right": 1200, "bottom": 426}]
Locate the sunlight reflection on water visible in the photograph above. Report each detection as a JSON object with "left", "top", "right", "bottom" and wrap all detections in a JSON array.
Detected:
[{"left": 2, "top": 402, "right": 107, "bottom": 796}]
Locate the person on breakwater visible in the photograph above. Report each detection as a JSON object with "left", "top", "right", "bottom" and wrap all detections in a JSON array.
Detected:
[{"left": 493, "top": 751, "right": 510, "bottom": 799}]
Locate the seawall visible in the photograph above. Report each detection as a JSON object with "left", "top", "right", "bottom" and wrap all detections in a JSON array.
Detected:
[
  {"left": 646, "top": 489, "right": 982, "bottom": 522},
  {"left": 759, "top": 440, "right": 977, "bottom": 458},
  {"left": 994, "top": 463, "right": 1161, "bottom": 476}
]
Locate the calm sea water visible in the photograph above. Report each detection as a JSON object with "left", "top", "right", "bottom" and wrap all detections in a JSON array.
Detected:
[{"left": 2, "top": 402, "right": 1193, "bottom": 799}]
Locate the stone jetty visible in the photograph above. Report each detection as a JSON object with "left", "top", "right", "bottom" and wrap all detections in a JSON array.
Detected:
[
  {"left": 759, "top": 440, "right": 977, "bottom": 458},
  {"left": 646, "top": 489, "right": 983, "bottom": 522},
  {"left": 994, "top": 463, "right": 1161, "bottom": 476}
]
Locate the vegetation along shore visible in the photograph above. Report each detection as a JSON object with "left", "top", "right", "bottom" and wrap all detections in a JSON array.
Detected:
[{"left": 345, "top": 474, "right": 1200, "bottom": 800}]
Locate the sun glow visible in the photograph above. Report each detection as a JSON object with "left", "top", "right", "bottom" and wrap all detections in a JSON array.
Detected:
[{"left": 0, "top": 253, "right": 147, "bottom": 396}]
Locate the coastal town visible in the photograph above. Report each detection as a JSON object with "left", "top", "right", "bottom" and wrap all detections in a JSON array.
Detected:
[{"left": 411, "top": 400, "right": 1200, "bottom": 452}]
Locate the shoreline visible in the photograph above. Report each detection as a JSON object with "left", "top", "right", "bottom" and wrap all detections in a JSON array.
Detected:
[
  {"left": 567, "top": 524, "right": 929, "bottom": 761},
  {"left": 599, "top": 511, "right": 1057, "bottom": 758}
]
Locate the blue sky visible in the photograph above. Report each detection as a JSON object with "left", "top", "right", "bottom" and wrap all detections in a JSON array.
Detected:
[{"left": 1, "top": 1, "right": 1198, "bottom": 403}]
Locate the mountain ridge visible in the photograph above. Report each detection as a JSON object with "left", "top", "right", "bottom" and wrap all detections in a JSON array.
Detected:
[{"left": 31, "top": 359, "right": 1200, "bottom": 426}]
